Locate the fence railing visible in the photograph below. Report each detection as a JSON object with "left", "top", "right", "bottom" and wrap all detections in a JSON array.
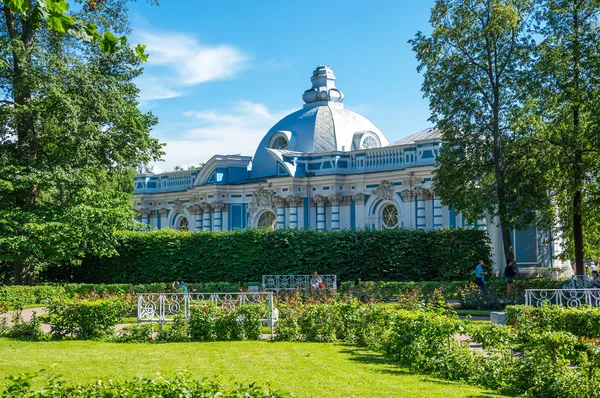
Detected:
[
  {"left": 262, "top": 275, "right": 337, "bottom": 292},
  {"left": 137, "top": 292, "right": 275, "bottom": 336},
  {"left": 524, "top": 289, "right": 600, "bottom": 307}
]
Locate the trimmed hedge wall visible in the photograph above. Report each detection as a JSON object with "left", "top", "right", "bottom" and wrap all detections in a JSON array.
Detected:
[{"left": 47, "top": 228, "right": 491, "bottom": 284}]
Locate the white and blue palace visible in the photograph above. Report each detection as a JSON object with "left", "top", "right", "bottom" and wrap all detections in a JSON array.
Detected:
[{"left": 133, "top": 66, "right": 565, "bottom": 273}]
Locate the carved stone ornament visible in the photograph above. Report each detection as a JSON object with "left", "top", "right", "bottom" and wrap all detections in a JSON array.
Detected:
[
  {"left": 313, "top": 195, "right": 328, "bottom": 206},
  {"left": 173, "top": 199, "right": 185, "bottom": 213},
  {"left": 340, "top": 195, "right": 352, "bottom": 206},
  {"left": 190, "top": 196, "right": 200, "bottom": 203},
  {"left": 248, "top": 186, "right": 276, "bottom": 214},
  {"left": 201, "top": 202, "right": 212, "bottom": 212},
  {"left": 286, "top": 196, "right": 304, "bottom": 207},
  {"left": 140, "top": 208, "right": 152, "bottom": 216},
  {"left": 150, "top": 210, "right": 158, "bottom": 217},
  {"left": 372, "top": 180, "right": 395, "bottom": 201},
  {"left": 400, "top": 189, "right": 417, "bottom": 202},
  {"left": 187, "top": 204, "right": 203, "bottom": 215},
  {"left": 328, "top": 194, "right": 343, "bottom": 205},
  {"left": 273, "top": 196, "right": 286, "bottom": 207},
  {"left": 352, "top": 193, "right": 365, "bottom": 205},
  {"left": 211, "top": 201, "right": 227, "bottom": 211},
  {"left": 414, "top": 188, "right": 433, "bottom": 200}
]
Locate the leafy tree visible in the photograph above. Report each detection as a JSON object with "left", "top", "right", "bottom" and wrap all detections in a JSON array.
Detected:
[
  {"left": 531, "top": 0, "right": 600, "bottom": 273},
  {"left": 0, "top": 0, "right": 163, "bottom": 284},
  {"left": 410, "top": 0, "right": 550, "bottom": 264}
]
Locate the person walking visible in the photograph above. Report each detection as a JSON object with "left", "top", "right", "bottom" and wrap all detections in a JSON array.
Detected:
[
  {"left": 504, "top": 259, "right": 517, "bottom": 298},
  {"left": 474, "top": 260, "right": 488, "bottom": 294},
  {"left": 172, "top": 280, "right": 188, "bottom": 294}
]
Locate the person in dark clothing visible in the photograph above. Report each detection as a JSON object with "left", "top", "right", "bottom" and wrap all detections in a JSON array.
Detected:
[{"left": 504, "top": 260, "right": 517, "bottom": 298}]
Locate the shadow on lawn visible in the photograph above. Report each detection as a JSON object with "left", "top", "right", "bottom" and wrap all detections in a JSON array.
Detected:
[{"left": 338, "top": 345, "right": 510, "bottom": 397}]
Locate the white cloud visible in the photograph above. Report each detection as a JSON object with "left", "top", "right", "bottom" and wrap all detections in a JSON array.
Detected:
[
  {"left": 135, "top": 30, "right": 248, "bottom": 101},
  {"left": 136, "top": 77, "right": 182, "bottom": 102},
  {"left": 152, "top": 101, "right": 294, "bottom": 172}
]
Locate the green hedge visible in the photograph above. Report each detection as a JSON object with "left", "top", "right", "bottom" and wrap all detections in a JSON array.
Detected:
[
  {"left": 47, "top": 228, "right": 491, "bottom": 284},
  {"left": 339, "top": 278, "right": 564, "bottom": 300},
  {"left": 506, "top": 304, "right": 600, "bottom": 338}
]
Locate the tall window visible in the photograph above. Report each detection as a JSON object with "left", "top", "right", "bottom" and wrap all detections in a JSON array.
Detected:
[
  {"left": 381, "top": 204, "right": 399, "bottom": 229},
  {"left": 257, "top": 211, "right": 276, "bottom": 230},
  {"left": 178, "top": 217, "right": 189, "bottom": 231}
]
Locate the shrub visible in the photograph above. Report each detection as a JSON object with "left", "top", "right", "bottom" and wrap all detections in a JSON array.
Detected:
[
  {"left": 156, "top": 315, "right": 189, "bottom": 342},
  {"left": 114, "top": 324, "right": 155, "bottom": 343},
  {"left": 506, "top": 305, "right": 600, "bottom": 338},
  {"left": 48, "top": 297, "right": 129, "bottom": 340},
  {"left": 2, "top": 311, "right": 45, "bottom": 341},
  {"left": 1, "top": 371, "right": 287, "bottom": 397},
  {"left": 456, "top": 283, "right": 502, "bottom": 310}
]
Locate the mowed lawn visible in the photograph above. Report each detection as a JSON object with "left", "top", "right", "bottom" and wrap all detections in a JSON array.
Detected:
[{"left": 0, "top": 338, "right": 501, "bottom": 398}]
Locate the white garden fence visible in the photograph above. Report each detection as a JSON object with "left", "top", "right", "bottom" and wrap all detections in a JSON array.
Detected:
[
  {"left": 137, "top": 292, "right": 275, "bottom": 336},
  {"left": 524, "top": 289, "right": 600, "bottom": 307},
  {"left": 262, "top": 274, "right": 337, "bottom": 292}
]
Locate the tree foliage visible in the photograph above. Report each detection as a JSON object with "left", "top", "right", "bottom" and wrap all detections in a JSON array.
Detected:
[
  {"left": 0, "top": 0, "right": 163, "bottom": 284},
  {"left": 411, "top": 0, "right": 551, "bottom": 264},
  {"left": 528, "top": 0, "right": 600, "bottom": 270}
]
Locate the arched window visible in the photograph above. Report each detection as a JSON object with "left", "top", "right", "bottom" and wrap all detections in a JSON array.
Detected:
[
  {"left": 381, "top": 204, "right": 399, "bottom": 229},
  {"left": 178, "top": 217, "right": 189, "bottom": 231},
  {"left": 257, "top": 211, "right": 276, "bottom": 230},
  {"left": 360, "top": 133, "right": 380, "bottom": 149},
  {"left": 270, "top": 135, "right": 289, "bottom": 150}
]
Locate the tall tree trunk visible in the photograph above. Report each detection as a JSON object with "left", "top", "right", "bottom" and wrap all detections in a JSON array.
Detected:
[
  {"left": 572, "top": 3, "right": 584, "bottom": 275},
  {"left": 573, "top": 185, "right": 584, "bottom": 275},
  {"left": 492, "top": 79, "right": 516, "bottom": 264},
  {"left": 5, "top": 7, "right": 38, "bottom": 285}
]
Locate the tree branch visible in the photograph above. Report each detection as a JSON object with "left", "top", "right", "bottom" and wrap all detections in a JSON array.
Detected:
[{"left": 2, "top": 6, "right": 18, "bottom": 40}]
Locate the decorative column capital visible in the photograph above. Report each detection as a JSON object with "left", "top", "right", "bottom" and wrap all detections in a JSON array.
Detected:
[
  {"left": 274, "top": 196, "right": 286, "bottom": 207},
  {"left": 188, "top": 204, "right": 203, "bottom": 215},
  {"left": 211, "top": 201, "right": 227, "bottom": 211},
  {"left": 159, "top": 208, "right": 168, "bottom": 217},
  {"left": 400, "top": 189, "right": 417, "bottom": 202},
  {"left": 352, "top": 193, "right": 365, "bottom": 205},
  {"left": 340, "top": 195, "right": 352, "bottom": 206},
  {"left": 417, "top": 188, "right": 433, "bottom": 200},
  {"left": 149, "top": 210, "right": 158, "bottom": 217},
  {"left": 286, "top": 196, "right": 304, "bottom": 207},
  {"left": 313, "top": 195, "right": 328, "bottom": 206},
  {"left": 328, "top": 194, "right": 343, "bottom": 205},
  {"left": 201, "top": 202, "right": 212, "bottom": 211},
  {"left": 140, "top": 208, "right": 152, "bottom": 216}
]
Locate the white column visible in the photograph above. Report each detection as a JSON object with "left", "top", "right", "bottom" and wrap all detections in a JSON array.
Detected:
[
  {"left": 329, "top": 194, "right": 341, "bottom": 231},
  {"left": 433, "top": 195, "right": 443, "bottom": 229},
  {"left": 159, "top": 208, "right": 168, "bottom": 230},
  {"left": 416, "top": 193, "right": 426, "bottom": 229},
  {"left": 193, "top": 205, "right": 203, "bottom": 231},
  {"left": 352, "top": 193, "right": 366, "bottom": 229},
  {"left": 315, "top": 196, "right": 327, "bottom": 231},
  {"left": 286, "top": 196, "right": 300, "bottom": 229},
  {"left": 275, "top": 196, "right": 286, "bottom": 229},
  {"left": 212, "top": 202, "right": 223, "bottom": 232},
  {"left": 201, "top": 203, "right": 212, "bottom": 231}
]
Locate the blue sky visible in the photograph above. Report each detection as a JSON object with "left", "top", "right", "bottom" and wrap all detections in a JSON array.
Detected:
[{"left": 128, "top": 0, "right": 435, "bottom": 172}]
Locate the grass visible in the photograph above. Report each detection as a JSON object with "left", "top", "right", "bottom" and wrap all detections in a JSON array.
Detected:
[
  {"left": 0, "top": 338, "right": 502, "bottom": 397},
  {"left": 455, "top": 309, "right": 492, "bottom": 317}
]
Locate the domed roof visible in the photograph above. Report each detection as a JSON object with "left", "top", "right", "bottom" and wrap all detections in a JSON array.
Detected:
[{"left": 251, "top": 66, "right": 389, "bottom": 178}]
